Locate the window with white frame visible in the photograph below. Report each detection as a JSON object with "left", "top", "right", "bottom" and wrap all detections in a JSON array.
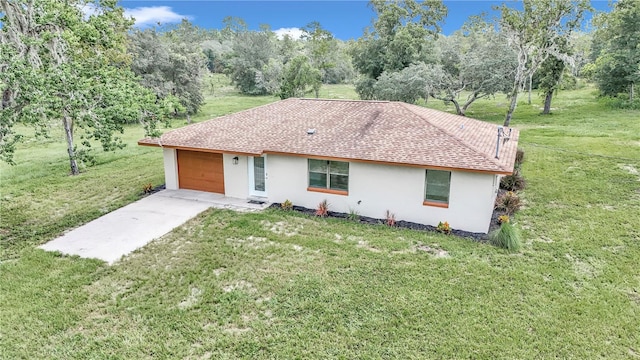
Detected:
[{"left": 308, "top": 159, "right": 349, "bottom": 192}]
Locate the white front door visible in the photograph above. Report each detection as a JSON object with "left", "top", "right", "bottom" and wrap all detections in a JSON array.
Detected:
[{"left": 248, "top": 155, "right": 267, "bottom": 197}]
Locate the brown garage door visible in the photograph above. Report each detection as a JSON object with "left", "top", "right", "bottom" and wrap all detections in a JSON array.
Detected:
[{"left": 177, "top": 150, "right": 225, "bottom": 194}]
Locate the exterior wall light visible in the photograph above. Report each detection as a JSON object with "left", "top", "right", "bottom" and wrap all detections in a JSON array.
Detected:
[{"left": 232, "top": 156, "right": 239, "bottom": 165}]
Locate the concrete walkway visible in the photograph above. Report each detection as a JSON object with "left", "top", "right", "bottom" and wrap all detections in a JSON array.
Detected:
[{"left": 40, "top": 189, "right": 270, "bottom": 264}]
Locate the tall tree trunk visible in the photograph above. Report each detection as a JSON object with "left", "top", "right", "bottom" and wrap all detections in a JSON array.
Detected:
[
  {"left": 186, "top": 114, "right": 191, "bottom": 124},
  {"left": 527, "top": 73, "right": 532, "bottom": 105},
  {"left": 631, "top": 82, "right": 635, "bottom": 101},
  {"left": 449, "top": 99, "right": 464, "bottom": 116},
  {"left": 461, "top": 92, "right": 480, "bottom": 115},
  {"left": 62, "top": 111, "right": 79, "bottom": 175},
  {"left": 505, "top": 57, "right": 527, "bottom": 127},
  {"left": 504, "top": 84, "right": 519, "bottom": 127},
  {"left": 542, "top": 91, "right": 553, "bottom": 114},
  {"left": 2, "top": 89, "right": 11, "bottom": 109}
]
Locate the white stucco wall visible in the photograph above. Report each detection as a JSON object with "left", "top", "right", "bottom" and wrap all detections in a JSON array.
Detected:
[
  {"left": 265, "top": 154, "right": 498, "bottom": 233},
  {"left": 165, "top": 150, "right": 499, "bottom": 233},
  {"left": 162, "top": 148, "right": 179, "bottom": 190},
  {"left": 223, "top": 154, "right": 249, "bottom": 199}
]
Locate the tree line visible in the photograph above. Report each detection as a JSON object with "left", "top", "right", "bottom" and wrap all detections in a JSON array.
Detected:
[{"left": 1, "top": 0, "right": 638, "bottom": 174}]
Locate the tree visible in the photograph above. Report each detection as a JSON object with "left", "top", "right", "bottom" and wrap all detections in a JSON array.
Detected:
[
  {"left": 372, "top": 63, "right": 429, "bottom": 103},
  {"left": 227, "top": 28, "right": 278, "bottom": 95},
  {"left": 568, "top": 31, "right": 592, "bottom": 77},
  {"left": 591, "top": 0, "right": 640, "bottom": 101},
  {"left": 351, "top": 0, "right": 447, "bottom": 92},
  {"left": 129, "top": 20, "right": 207, "bottom": 115},
  {"left": 497, "top": 0, "right": 590, "bottom": 126},
  {"left": 323, "top": 40, "right": 355, "bottom": 84},
  {"left": 255, "top": 58, "right": 284, "bottom": 95},
  {"left": 221, "top": 16, "right": 248, "bottom": 37},
  {"left": 302, "top": 22, "right": 334, "bottom": 77},
  {"left": 202, "top": 38, "right": 233, "bottom": 73},
  {"left": 278, "top": 34, "right": 301, "bottom": 65},
  {"left": 535, "top": 38, "right": 571, "bottom": 114},
  {"left": 0, "top": 0, "right": 168, "bottom": 174},
  {"left": 279, "top": 56, "right": 321, "bottom": 99},
  {"left": 429, "top": 20, "right": 516, "bottom": 116}
]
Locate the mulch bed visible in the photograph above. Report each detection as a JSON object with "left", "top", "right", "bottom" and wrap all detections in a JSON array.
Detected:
[
  {"left": 145, "top": 183, "right": 507, "bottom": 242},
  {"left": 268, "top": 203, "right": 508, "bottom": 242}
]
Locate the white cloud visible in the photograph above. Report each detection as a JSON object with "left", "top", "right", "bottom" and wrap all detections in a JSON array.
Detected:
[
  {"left": 124, "top": 6, "right": 191, "bottom": 27},
  {"left": 273, "top": 27, "right": 304, "bottom": 40}
]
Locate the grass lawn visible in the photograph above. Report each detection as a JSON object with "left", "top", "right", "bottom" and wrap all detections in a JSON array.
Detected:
[{"left": 1, "top": 80, "right": 639, "bottom": 358}]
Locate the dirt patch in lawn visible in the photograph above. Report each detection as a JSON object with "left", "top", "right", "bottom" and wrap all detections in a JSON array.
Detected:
[
  {"left": 226, "top": 236, "right": 276, "bottom": 250},
  {"left": 222, "top": 280, "right": 256, "bottom": 294},
  {"left": 620, "top": 164, "right": 640, "bottom": 181},
  {"left": 178, "top": 287, "right": 203, "bottom": 310},
  {"left": 416, "top": 244, "right": 450, "bottom": 258},
  {"left": 261, "top": 219, "right": 304, "bottom": 237}
]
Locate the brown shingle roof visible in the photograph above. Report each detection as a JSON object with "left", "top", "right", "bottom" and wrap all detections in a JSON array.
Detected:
[{"left": 138, "top": 98, "right": 519, "bottom": 174}]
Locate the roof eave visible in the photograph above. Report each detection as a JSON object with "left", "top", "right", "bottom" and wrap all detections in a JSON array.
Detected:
[
  {"left": 138, "top": 140, "right": 160, "bottom": 147},
  {"left": 138, "top": 142, "right": 513, "bottom": 174},
  {"left": 137, "top": 141, "right": 262, "bottom": 156},
  {"left": 264, "top": 150, "right": 512, "bottom": 175}
]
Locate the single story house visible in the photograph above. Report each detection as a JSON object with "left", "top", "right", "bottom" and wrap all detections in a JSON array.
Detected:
[{"left": 138, "top": 98, "right": 519, "bottom": 233}]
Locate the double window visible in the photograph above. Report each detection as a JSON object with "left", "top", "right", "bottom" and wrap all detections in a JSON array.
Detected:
[
  {"left": 308, "top": 159, "right": 349, "bottom": 194},
  {"left": 424, "top": 169, "right": 451, "bottom": 207}
]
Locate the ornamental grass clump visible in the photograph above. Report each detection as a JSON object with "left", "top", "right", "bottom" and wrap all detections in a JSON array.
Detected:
[{"left": 489, "top": 222, "right": 522, "bottom": 252}]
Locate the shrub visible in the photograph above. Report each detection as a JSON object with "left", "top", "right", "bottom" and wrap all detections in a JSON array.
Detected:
[
  {"left": 500, "top": 170, "right": 526, "bottom": 191},
  {"left": 598, "top": 96, "right": 640, "bottom": 110},
  {"left": 436, "top": 221, "right": 451, "bottom": 235},
  {"left": 315, "top": 200, "right": 329, "bottom": 217},
  {"left": 515, "top": 148, "right": 525, "bottom": 167},
  {"left": 498, "top": 214, "right": 510, "bottom": 224},
  {"left": 142, "top": 183, "right": 153, "bottom": 194},
  {"left": 489, "top": 222, "right": 522, "bottom": 252},
  {"left": 385, "top": 210, "right": 396, "bottom": 227},
  {"left": 281, "top": 199, "right": 293, "bottom": 211},
  {"left": 495, "top": 191, "right": 522, "bottom": 215}
]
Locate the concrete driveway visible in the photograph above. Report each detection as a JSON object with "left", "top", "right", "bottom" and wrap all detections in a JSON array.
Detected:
[{"left": 40, "top": 189, "right": 268, "bottom": 264}]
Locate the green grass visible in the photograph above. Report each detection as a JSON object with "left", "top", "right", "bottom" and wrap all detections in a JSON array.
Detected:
[{"left": 1, "top": 79, "right": 639, "bottom": 358}]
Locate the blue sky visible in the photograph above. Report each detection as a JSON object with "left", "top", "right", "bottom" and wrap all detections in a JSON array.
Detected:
[{"left": 118, "top": 1, "right": 613, "bottom": 40}]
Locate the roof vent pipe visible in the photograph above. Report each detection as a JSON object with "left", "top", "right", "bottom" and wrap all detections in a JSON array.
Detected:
[
  {"left": 494, "top": 126, "right": 512, "bottom": 159},
  {"left": 307, "top": 128, "right": 316, "bottom": 135}
]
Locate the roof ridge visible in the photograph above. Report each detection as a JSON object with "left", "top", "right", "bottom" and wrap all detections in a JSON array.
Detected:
[
  {"left": 397, "top": 102, "right": 508, "bottom": 172},
  {"left": 159, "top": 99, "right": 296, "bottom": 144},
  {"left": 296, "top": 98, "right": 390, "bottom": 103}
]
